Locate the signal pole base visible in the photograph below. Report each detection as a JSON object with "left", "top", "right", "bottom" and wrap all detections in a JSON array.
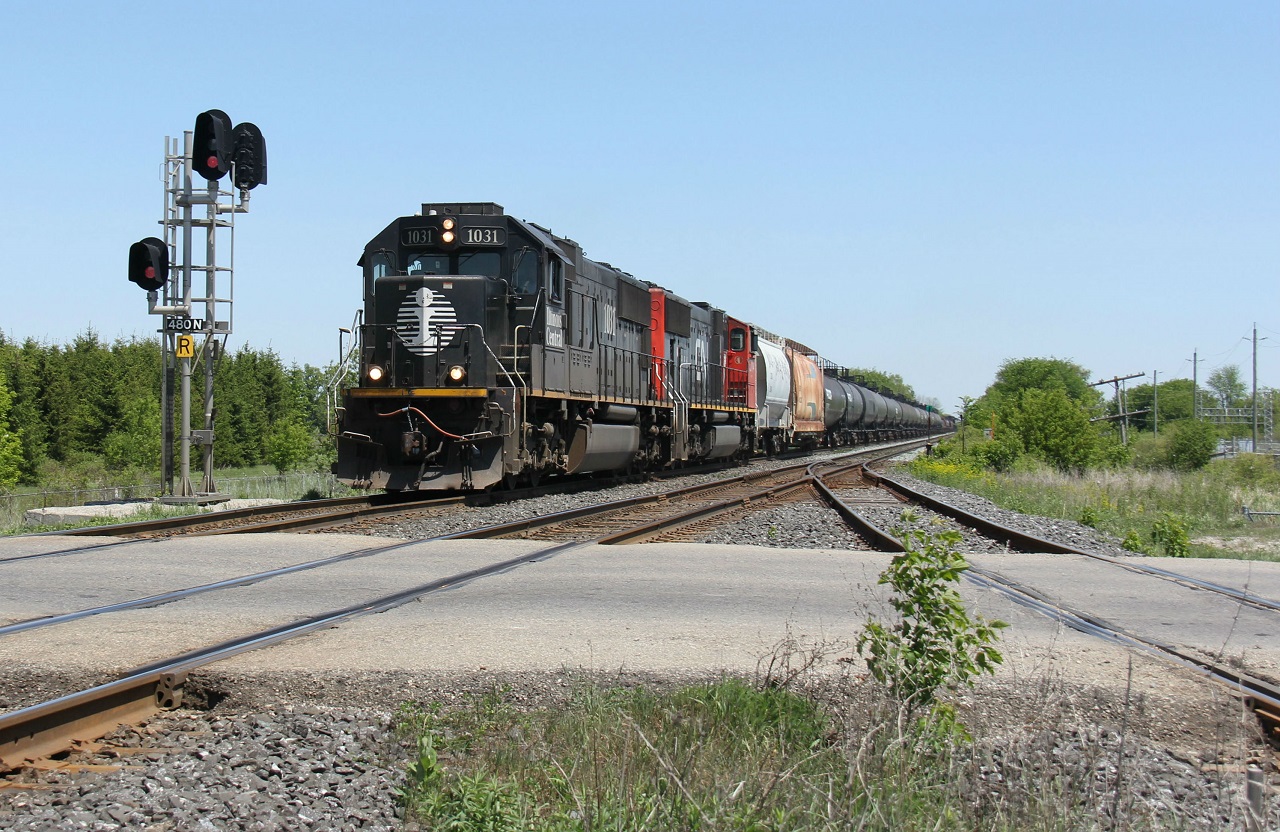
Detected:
[{"left": 159, "top": 492, "right": 232, "bottom": 507}]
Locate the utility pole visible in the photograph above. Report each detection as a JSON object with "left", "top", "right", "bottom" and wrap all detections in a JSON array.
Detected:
[
  {"left": 1152, "top": 370, "right": 1158, "bottom": 435},
  {"left": 1189, "top": 350, "right": 1202, "bottom": 420},
  {"left": 1253, "top": 323, "right": 1259, "bottom": 452},
  {"left": 1091, "top": 372, "right": 1145, "bottom": 445}
]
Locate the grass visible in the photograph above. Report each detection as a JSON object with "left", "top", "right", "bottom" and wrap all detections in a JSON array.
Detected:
[
  {"left": 1, "top": 467, "right": 350, "bottom": 535},
  {"left": 390, "top": 673, "right": 1255, "bottom": 831},
  {"left": 393, "top": 678, "right": 946, "bottom": 831},
  {"left": 906, "top": 452, "right": 1280, "bottom": 561}
]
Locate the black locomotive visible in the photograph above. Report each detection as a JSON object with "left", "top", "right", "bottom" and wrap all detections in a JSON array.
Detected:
[{"left": 334, "top": 202, "right": 950, "bottom": 491}]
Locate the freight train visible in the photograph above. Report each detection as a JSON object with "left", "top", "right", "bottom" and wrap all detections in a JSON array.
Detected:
[{"left": 334, "top": 203, "right": 950, "bottom": 491}]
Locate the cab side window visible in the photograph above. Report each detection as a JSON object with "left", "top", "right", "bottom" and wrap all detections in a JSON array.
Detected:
[
  {"left": 371, "top": 251, "right": 395, "bottom": 279},
  {"left": 547, "top": 259, "right": 563, "bottom": 302},
  {"left": 513, "top": 249, "right": 539, "bottom": 294},
  {"left": 730, "top": 327, "right": 746, "bottom": 352}
]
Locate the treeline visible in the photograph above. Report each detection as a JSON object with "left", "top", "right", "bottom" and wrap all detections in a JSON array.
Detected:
[
  {"left": 947, "top": 357, "right": 1260, "bottom": 475},
  {"left": 846, "top": 367, "right": 915, "bottom": 402},
  {"left": 0, "top": 330, "right": 333, "bottom": 491}
]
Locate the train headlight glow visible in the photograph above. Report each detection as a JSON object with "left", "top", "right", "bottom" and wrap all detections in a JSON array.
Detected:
[
  {"left": 366, "top": 365, "right": 385, "bottom": 383},
  {"left": 447, "top": 364, "right": 467, "bottom": 383},
  {"left": 442, "top": 218, "right": 456, "bottom": 230},
  {"left": 441, "top": 230, "right": 456, "bottom": 244}
]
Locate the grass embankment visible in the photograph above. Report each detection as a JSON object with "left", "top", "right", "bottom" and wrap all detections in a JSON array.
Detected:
[
  {"left": 906, "top": 453, "right": 1280, "bottom": 561},
  {"left": 392, "top": 677, "right": 1139, "bottom": 831}
]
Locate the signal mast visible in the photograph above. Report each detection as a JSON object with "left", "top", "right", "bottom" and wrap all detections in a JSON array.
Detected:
[{"left": 127, "top": 110, "right": 267, "bottom": 503}]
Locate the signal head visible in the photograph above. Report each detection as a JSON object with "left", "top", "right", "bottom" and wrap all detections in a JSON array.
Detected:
[
  {"left": 192, "top": 109, "right": 233, "bottom": 181},
  {"left": 231, "top": 122, "right": 268, "bottom": 190},
  {"left": 128, "top": 237, "right": 169, "bottom": 292}
]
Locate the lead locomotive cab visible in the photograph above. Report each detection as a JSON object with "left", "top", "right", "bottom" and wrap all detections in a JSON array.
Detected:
[{"left": 335, "top": 202, "right": 567, "bottom": 490}]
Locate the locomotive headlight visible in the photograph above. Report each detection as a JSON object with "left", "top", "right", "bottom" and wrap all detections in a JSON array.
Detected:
[
  {"left": 441, "top": 230, "right": 456, "bottom": 244},
  {"left": 366, "top": 365, "right": 385, "bottom": 383},
  {"left": 442, "top": 218, "right": 456, "bottom": 230},
  {"left": 447, "top": 364, "right": 467, "bottom": 383}
]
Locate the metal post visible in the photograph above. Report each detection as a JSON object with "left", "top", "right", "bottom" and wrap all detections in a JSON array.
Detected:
[
  {"left": 1152, "top": 370, "right": 1158, "bottom": 435},
  {"left": 1252, "top": 323, "right": 1259, "bottom": 453},
  {"left": 1192, "top": 350, "right": 1199, "bottom": 419},
  {"left": 1245, "top": 764, "right": 1264, "bottom": 832},
  {"left": 177, "top": 132, "right": 195, "bottom": 498},
  {"left": 201, "top": 178, "right": 218, "bottom": 495},
  {"left": 179, "top": 352, "right": 193, "bottom": 496},
  {"left": 160, "top": 136, "right": 176, "bottom": 496}
]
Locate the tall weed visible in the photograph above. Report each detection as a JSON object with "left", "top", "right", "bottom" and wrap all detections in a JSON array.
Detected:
[{"left": 909, "top": 452, "right": 1280, "bottom": 561}]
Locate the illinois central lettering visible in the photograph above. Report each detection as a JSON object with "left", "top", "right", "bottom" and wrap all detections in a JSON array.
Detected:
[{"left": 545, "top": 310, "right": 565, "bottom": 348}]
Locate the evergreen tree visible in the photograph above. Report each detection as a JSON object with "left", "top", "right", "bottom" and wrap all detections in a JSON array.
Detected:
[{"left": 0, "top": 373, "right": 23, "bottom": 490}]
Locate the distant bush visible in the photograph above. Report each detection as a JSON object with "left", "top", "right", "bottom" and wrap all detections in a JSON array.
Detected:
[
  {"left": 969, "top": 436, "right": 1022, "bottom": 472},
  {"left": 1207, "top": 453, "right": 1280, "bottom": 490},
  {"left": 1164, "top": 420, "right": 1217, "bottom": 471}
]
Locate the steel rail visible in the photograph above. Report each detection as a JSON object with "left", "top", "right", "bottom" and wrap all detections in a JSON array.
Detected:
[
  {"left": 0, "top": 437, "right": 935, "bottom": 769},
  {"left": 0, "top": 538, "right": 587, "bottom": 770},
  {"left": 447, "top": 448, "right": 908, "bottom": 543},
  {"left": 963, "top": 566, "right": 1280, "bottom": 747},
  {"left": 29, "top": 493, "right": 382, "bottom": 538},
  {"left": 0, "top": 448, "right": 915, "bottom": 638},
  {"left": 814, "top": 468, "right": 1280, "bottom": 747},
  {"left": 0, "top": 540, "right": 419, "bottom": 637},
  {"left": 867, "top": 469, "right": 1280, "bottom": 614}
]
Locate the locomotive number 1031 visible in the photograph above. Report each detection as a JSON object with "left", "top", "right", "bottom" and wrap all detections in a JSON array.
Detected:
[{"left": 462, "top": 227, "right": 505, "bottom": 245}]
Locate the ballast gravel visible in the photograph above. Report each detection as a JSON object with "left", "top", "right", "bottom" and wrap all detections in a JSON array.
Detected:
[
  {"left": 0, "top": 670, "right": 1275, "bottom": 831},
  {"left": 881, "top": 469, "right": 1137, "bottom": 557}
]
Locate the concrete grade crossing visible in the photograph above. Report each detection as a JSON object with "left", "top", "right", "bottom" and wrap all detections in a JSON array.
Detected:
[{"left": 0, "top": 534, "right": 1277, "bottom": 696}]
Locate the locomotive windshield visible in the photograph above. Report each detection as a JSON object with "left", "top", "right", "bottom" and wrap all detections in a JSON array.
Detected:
[
  {"left": 458, "top": 251, "right": 500, "bottom": 277},
  {"left": 406, "top": 253, "right": 449, "bottom": 275},
  {"left": 401, "top": 251, "right": 501, "bottom": 278}
]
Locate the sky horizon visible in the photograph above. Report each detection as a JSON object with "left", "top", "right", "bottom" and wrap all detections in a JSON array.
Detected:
[{"left": 2, "top": 2, "right": 1276, "bottom": 413}]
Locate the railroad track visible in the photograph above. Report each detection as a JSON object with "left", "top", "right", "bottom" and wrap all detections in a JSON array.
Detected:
[
  {"left": 821, "top": 464, "right": 1280, "bottom": 749},
  {"left": 19, "top": 453, "right": 823, "bottom": 543},
  {"left": 0, "top": 439, "right": 933, "bottom": 770},
  {"left": 11, "top": 436, "right": 1274, "bottom": 773}
]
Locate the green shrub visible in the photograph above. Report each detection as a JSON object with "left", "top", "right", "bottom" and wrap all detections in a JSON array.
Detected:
[
  {"left": 1128, "top": 432, "right": 1168, "bottom": 470},
  {"left": 1209, "top": 453, "right": 1280, "bottom": 489},
  {"left": 1078, "top": 505, "right": 1099, "bottom": 528},
  {"left": 1164, "top": 419, "right": 1217, "bottom": 471},
  {"left": 969, "top": 436, "right": 1022, "bottom": 472},
  {"left": 1121, "top": 530, "right": 1148, "bottom": 554},
  {"left": 858, "top": 517, "right": 1007, "bottom": 715},
  {"left": 1150, "top": 512, "right": 1190, "bottom": 557}
]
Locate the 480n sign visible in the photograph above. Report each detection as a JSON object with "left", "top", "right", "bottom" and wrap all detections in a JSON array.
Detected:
[{"left": 164, "top": 316, "right": 210, "bottom": 333}]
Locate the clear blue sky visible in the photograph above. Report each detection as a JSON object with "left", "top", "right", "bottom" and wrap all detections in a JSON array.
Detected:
[{"left": 2, "top": 2, "right": 1276, "bottom": 411}]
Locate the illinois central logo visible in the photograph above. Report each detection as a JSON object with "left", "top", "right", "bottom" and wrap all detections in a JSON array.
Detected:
[{"left": 396, "top": 287, "right": 459, "bottom": 355}]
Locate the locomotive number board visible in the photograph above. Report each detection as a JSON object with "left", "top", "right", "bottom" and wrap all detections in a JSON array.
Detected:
[
  {"left": 460, "top": 227, "right": 505, "bottom": 245},
  {"left": 400, "top": 227, "right": 507, "bottom": 247}
]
